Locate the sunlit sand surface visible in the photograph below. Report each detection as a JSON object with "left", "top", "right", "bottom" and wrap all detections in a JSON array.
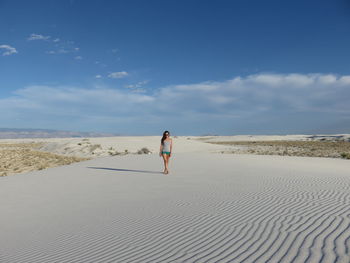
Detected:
[{"left": 1, "top": 153, "right": 350, "bottom": 262}]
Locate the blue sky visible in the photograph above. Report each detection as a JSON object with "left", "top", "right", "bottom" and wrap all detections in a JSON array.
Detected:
[{"left": 1, "top": 0, "right": 350, "bottom": 135}]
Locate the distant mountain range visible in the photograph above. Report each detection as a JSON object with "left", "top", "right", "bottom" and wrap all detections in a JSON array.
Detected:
[{"left": 0, "top": 128, "right": 119, "bottom": 139}]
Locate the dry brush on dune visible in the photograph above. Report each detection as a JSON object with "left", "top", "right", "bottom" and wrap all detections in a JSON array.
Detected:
[
  {"left": 0, "top": 143, "right": 89, "bottom": 176},
  {"left": 210, "top": 140, "right": 350, "bottom": 159}
]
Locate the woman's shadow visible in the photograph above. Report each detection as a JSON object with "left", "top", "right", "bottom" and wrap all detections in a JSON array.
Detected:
[{"left": 87, "top": 167, "right": 163, "bottom": 174}]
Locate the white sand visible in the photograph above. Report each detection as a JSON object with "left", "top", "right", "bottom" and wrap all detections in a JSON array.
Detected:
[{"left": 1, "top": 152, "right": 350, "bottom": 262}]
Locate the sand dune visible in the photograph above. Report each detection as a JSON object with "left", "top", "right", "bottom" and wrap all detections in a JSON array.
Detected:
[
  {"left": 1, "top": 153, "right": 350, "bottom": 262},
  {"left": 0, "top": 142, "right": 88, "bottom": 176}
]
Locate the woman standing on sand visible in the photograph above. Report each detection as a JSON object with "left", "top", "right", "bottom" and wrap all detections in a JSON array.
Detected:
[{"left": 159, "top": 131, "right": 173, "bottom": 174}]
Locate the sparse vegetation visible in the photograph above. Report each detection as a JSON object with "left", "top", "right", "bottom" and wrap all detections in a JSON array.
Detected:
[
  {"left": 209, "top": 141, "right": 350, "bottom": 159},
  {"left": 340, "top": 152, "right": 350, "bottom": 159},
  {"left": 89, "top": 144, "right": 102, "bottom": 152},
  {"left": 108, "top": 151, "right": 120, "bottom": 156},
  {"left": 0, "top": 143, "right": 89, "bottom": 176},
  {"left": 137, "top": 147, "right": 151, "bottom": 154}
]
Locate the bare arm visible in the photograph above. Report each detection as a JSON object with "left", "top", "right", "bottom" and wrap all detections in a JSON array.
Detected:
[
  {"left": 159, "top": 143, "right": 163, "bottom": 156},
  {"left": 170, "top": 139, "right": 173, "bottom": 156}
]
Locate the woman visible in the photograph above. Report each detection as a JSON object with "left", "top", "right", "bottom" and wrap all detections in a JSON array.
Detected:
[{"left": 159, "top": 131, "right": 173, "bottom": 174}]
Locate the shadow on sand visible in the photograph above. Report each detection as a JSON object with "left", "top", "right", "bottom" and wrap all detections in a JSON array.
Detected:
[{"left": 87, "top": 167, "right": 163, "bottom": 174}]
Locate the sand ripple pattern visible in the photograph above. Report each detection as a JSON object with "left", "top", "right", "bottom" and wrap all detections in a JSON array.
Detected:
[{"left": 1, "top": 154, "right": 350, "bottom": 263}]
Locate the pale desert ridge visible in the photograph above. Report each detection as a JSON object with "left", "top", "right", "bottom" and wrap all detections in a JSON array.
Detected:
[{"left": 1, "top": 135, "right": 350, "bottom": 262}]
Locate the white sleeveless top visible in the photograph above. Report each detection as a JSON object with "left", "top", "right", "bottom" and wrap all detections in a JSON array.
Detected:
[{"left": 163, "top": 140, "right": 171, "bottom": 152}]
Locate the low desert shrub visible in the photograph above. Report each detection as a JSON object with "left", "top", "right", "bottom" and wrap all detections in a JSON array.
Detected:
[
  {"left": 340, "top": 152, "right": 350, "bottom": 159},
  {"left": 108, "top": 151, "right": 120, "bottom": 156},
  {"left": 137, "top": 147, "right": 151, "bottom": 154},
  {"left": 89, "top": 144, "right": 102, "bottom": 152}
]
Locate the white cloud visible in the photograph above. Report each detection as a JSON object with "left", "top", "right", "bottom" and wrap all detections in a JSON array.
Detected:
[
  {"left": 1, "top": 73, "right": 349, "bottom": 134},
  {"left": 125, "top": 80, "right": 149, "bottom": 91},
  {"left": 46, "top": 48, "right": 78, "bottom": 55},
  {"left": 339, "top": 76, "right": 350, "bottom": 85},
  {"left": 0, "top": 44, "right": 18, "bottom": 56},
  {"left": 74, "top": 56, "right": 83, "bottom": 60},
  {"left": 95, "top": 61, "right": 107, "bottom": 67},
  {"left": 108, "top": 71, "right": 129, "bottom": 79},
  {"left": 249, "top": 74, "right": 283, "bottom": 86},
  {"left": 57, "top": 49, "right": 70, "bottom": 54},
  {"left": 27, "top": 33, "right": 50, "bottom": 41},
  {"left": 155, "top": 73, "right": 350, "bottom": 114},
  {"left": 95, "top": 75, "right": 102, "bottom": 79},
  {"left": 28, "top": 34, "right": 79, "bottom": 55},
  {"left": 318, "top": 74, "right": 337, "bottom": 85},
  {"left": 0, "top": 85, "right": 154, "bottom": 119}
]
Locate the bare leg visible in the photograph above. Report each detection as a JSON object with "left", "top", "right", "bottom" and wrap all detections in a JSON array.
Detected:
[
  {"left": 162, "top": 154, "right": 168, "bottom": 174},
  {"left": 166, "top": 155, "right": 170, "bottom": 174}
]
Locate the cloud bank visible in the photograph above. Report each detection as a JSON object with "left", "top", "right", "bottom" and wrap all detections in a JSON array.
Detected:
[{"left": 1, "top": 73, "right": 349, "bottom": 134}]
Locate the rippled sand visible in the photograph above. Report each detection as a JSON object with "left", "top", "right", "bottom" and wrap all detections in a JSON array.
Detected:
[{"left": 1, "top": 153, "right": 350, "bottom": 262}]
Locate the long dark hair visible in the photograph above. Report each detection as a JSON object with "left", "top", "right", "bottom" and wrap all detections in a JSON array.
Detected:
[{"left": 161, "top": 131, "right": 170, "bottom": 145}]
